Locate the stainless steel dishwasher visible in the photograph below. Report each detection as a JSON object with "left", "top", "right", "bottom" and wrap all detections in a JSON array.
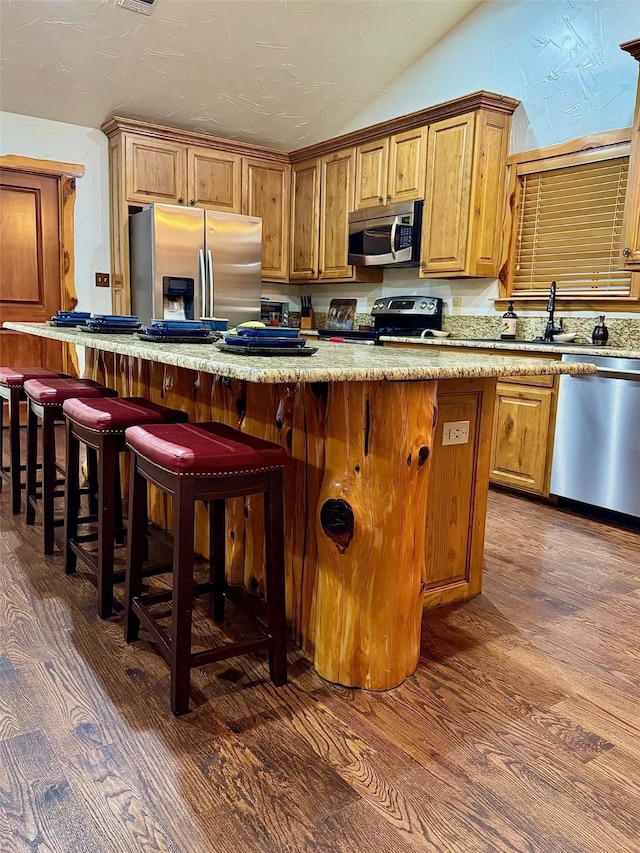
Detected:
[{"left": 550, "top": 353, "right": 640, "bottom": 519}]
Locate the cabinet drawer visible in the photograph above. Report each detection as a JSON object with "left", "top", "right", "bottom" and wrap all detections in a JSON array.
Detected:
[{"left": 505, "top": 372, "right": 556, "bottom": 388}]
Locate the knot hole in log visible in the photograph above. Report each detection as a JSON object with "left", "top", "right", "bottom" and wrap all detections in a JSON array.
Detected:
[
  {"left": 320, "top": 499, "right": 354, "bottom": 554},
  {"left": 418, "top": 445, "right": 430, "bottom": 467}
]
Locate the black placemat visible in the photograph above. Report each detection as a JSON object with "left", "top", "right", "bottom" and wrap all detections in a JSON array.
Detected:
[{"left": 218, "top": 343, "right": 318, "bottom": 357}]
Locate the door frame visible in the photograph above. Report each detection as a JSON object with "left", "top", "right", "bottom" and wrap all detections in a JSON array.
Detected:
[{"left": 1, "top": 155, "right": 84, "bottom": 375}]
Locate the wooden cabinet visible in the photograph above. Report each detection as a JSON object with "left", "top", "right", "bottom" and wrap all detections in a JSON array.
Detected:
[
  {"left": 290, "top": 159, "right": 320, "bottom": 280},
  {"left": 124, "top": 136, "right": 242, "bottom": 212},
  {"left": 490, "top": 379, "right": 557, "bottom": 496},
  {"left": 290, "top": 150, "right": 382, "bottom": 283},
  {"left": 242, "top": 158, "right": 290, "bottom": 281},
  {"left": 188, "top": 146, "right": 242, "bottom": 212},
  {"left": 354, "top": 127, "right": 426, "bottom": 210},
  {"left": 103, "top": 117, "right": 293, "bottom": 310},
  {"left": 620, "top": 38, "right": 640, "bottom": 269},
  {"left": 124, "top": 136, "right": 187, "bottom": 205},
  {"left": 420, "top": 109, "right": 510, "bottom": 278}
]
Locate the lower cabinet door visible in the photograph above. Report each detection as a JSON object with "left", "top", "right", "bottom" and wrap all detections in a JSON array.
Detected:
[{"left": 491, "top": 383, "right": 554, "bottom": 495}]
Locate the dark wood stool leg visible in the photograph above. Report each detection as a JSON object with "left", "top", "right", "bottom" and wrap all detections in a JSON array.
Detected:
[
  {"left": 41, "top": 407, "right": 57, "bottom": 554},
  {"left": 9, "top": 388, "right": 22, "bottom": 514},
  {"left": 114, "top": 458, "right": 125, "bottom": 546},
  {"left": 264, "top": 470, "right": 288, "bottom": 687},
  {"left": 97, "top": 435, "right": 117, "bottom": 619},
  {"left": 63, "top": 421, "right": 81, "bottom": 575},
  {"left": 209, "top": 499, "right": 226, "bottom": 622},
  {"left": 124, "top": 457, "right": 147, "bottom": 643},
  {"left": 86, "top": 447, "right": 99, "bottom": 516},
  {"left": 171, "top": 477, "right": 196, "bottom": 716},
  {"left": 24, "top": 401, "right": 38, "bottom": 526}
]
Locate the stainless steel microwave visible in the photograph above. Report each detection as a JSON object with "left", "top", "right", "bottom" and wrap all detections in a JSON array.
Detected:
[{"left": 348, "top": 199, "right": 423, "bottom": 267}]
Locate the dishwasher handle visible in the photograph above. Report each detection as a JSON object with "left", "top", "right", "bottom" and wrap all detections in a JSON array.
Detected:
[{"left": 595, "top": 367, "right": 640, "bottom": 381}]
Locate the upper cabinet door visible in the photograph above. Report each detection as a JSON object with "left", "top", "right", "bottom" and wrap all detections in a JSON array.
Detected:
[
  {"left": 290, "top": 159, "right": 320, "bottom": 280},
  {"left": 354, "top": 138, "right": 388, "bottom": 210},
  {"left": 124, "top": 136, "right": 187, "bottom": 205},
  {"left": 620, "top": 78, "right": 640, "bottom": 268},
  {"left": 242, "top": 159, "right": 290, "bottom": 281},
  {"left": 187, "top": 146, "right": 242, "bottom": 212},
  {"left": 387, "top": 127, "right": 427, "bottom": 204},
  {"left": 420, "top": 113, "right": 475, "bottom": 275},
  {"left": 319, "top": 148, "right": 355, "bottom": 279}
]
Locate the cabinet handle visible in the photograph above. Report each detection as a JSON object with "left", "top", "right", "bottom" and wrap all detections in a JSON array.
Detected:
[
  {"left": 311, "top": 269, "right": 316, "bottom": 275},
  {"left": 189, "top": 199, "right": 196, "bottom": 206},
  {"left": 318, "top": 270, "right": 322, "bottom": 276},
  {"left": 386, "top": 194, "right": 392, "bottom": 201},
  {"left": 378, "top": 196, "right": 384, "bottom": 203},
  {"left": 623, "top": 247, "right": 632, "bottom": 258},
  {"left": 178, "top": 197, "right": 184, "bottom": 204}
]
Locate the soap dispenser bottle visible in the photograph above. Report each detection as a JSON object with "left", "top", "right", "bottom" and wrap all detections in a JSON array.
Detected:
[
  {"left": 501, "top": 301, "right": 518, "bottom": 340},
  {"left": 592, "top": 315, "right": 609, "bottom": 346}
]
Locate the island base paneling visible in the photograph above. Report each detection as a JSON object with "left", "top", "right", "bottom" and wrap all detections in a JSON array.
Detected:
[{"left": 86, "top": 350, "right": 495, "bottom": 690}]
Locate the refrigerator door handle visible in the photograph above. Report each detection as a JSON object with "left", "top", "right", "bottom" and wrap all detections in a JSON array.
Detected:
[
  {"left": 199, "top": 249, "right": 206, "bottom": 317},
  {"left": 207, "top": 249, "right": 214, "bottom": 317}
]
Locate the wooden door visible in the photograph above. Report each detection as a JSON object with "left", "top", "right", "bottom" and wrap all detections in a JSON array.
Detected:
[
  {"left": 124, "top": 135, "right": 187, "bottom": 204},
  {"left": 490, "top": 382, "right": 554, "bottom": 495},
  {"left": 242, "top": 159, "right": 290, "bottom": 280},
  {"left": 420, "top": 112, "right": 475, "bottom": 275},
  {"left": 387, "top": 127, "right": 427, "bottom": 204},
  {"left": 188, "top": 146, "right": 242, "bottom": 212},
  {"left": 0, "top": 169, "right": 64, "bottom": 369},
  {"left": 319, "top": 148, "right": 355, "bottom": 280},
  {"left": 354, "top": 138, "right": 388, "bottom": 209},
  {"left": 290, "top": 159, "right": 320, "bottom": 280}
]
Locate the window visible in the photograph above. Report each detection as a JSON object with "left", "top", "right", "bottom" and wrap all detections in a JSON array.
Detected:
[{"left": 501, "top": 129, "right": 638, "bottom": 306}]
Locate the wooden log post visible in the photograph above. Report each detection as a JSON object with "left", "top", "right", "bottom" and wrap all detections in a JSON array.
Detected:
[{"left": 313, "top": 380, "right": 438, "bottom": 690}]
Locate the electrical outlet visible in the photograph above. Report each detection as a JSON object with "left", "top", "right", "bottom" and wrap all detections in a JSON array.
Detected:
[
  {"left": 442, "top": 420, "right": 470, "bottom": 446},
  {"left": 95, "top": 272, "right": 110, "bottom": 288},
  {"left": 452, "top": 297, "right": 462, "bottom": 315}
]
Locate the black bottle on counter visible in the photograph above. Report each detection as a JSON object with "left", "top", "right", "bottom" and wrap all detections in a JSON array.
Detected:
[
  {"left": 501, "top": 301, "right": 518, "bottom": 340},
  {"left": 592, "top": 315, "right": 609, "bottom": 346}
]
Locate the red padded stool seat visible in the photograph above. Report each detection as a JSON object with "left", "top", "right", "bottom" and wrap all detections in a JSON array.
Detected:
[
  {"left": 62, "top": 396, "right": 189, "bottom": 618},
  {"left": 124, "top": 421, "right": 288, "bottom": 715},
  {"left": 23, "top": 377, "right": 118, "bottom": 554},
  {"left": 0, "top": 367, "right": 67, "bottom": 514}
]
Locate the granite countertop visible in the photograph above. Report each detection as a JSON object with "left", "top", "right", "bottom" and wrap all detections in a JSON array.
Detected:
[
  {"left": 381, "top": 335, "right": 640, "bottom": 359},
  {"left": 4, "top": 322, "right": 597, "bottom": 383}
]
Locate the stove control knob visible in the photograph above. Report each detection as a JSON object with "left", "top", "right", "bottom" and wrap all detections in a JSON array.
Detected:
[
  {"left": 420, "top": 301, "right": 427, "bottom": 310},
  {"left": 427, "top": 301, "right": 435, "bottom": 311}
]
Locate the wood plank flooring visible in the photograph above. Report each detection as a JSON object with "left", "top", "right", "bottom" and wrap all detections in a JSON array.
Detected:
[{"left": 1, "top": 485, "right": 639, "bottom": 852}]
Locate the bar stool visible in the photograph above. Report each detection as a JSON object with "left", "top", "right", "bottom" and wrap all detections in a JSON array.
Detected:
[
  {"left": 0, "top": 367, "right": 67, "bottom": 514},
  {"left": 23, "top": 377, "right": 118, "bottom": 554},
  {"left": 124, "top": 421, "right": 288, "bottom": 715},
  {"left": 62, "top": 396, "right": 189, "bottom": 618}
]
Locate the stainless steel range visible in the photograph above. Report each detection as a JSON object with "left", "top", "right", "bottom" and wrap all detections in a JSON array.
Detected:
[{"left": 317, "top": 295, "right": 443, "bottom": 344}]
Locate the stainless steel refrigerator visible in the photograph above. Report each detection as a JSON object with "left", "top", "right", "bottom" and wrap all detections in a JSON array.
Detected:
[{"left": 129, "top": 203, "right": 262, "bottom": 326}]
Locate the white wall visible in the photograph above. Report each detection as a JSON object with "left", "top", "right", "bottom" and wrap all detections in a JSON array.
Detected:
[
  {"left": 322, "top": 0, "right": 640, "bottom": 320},
  {"left": 0, "top": 111, "right": 112, "bottom": 316}
]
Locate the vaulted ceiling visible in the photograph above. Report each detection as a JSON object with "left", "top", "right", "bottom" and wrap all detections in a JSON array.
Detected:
[{"left": 0, "top": 0, "right": 483, "bottom": 150}]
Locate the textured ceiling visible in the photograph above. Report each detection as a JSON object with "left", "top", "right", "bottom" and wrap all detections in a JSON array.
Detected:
[{"left": 0, "top": 0, "right": 482, "bottom": 151}]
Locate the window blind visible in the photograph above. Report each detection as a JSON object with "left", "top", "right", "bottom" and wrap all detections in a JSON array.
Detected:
[{"left": 513, "top": 156, "right": 631, "bottom": 297}]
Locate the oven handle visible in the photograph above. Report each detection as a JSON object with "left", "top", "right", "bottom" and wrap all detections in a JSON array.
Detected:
[{"left": 390, "top": 216, "right": 399, "bottom": 260}]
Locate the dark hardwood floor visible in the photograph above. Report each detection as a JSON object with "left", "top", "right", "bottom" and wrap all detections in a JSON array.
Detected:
[{"left": 1, "top": 482, "right": 639, "bottom": 852}]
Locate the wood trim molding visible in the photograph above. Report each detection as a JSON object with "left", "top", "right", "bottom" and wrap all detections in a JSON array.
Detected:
[
  {"left": 101, "top": 116, "right": 290, "bottom": 164},
  {"left": 0, "top": 154, "right": 85, "bottom": 178},
  {"left": 0, "top": 154, "right": 82, "bottom": 374},
  {"left": 290, "top": 91, "right": 520, "bottom": 162},
  {"left": 506, "top": 127, "right": 632, "bottom": 166},
  {"left": 620, "top": 37, "right": 640, "bottom": 61}
]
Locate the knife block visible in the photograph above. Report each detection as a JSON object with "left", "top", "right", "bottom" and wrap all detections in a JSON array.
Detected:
[{"left": 300, "top": 310, "right": 315, "bottom": 330}]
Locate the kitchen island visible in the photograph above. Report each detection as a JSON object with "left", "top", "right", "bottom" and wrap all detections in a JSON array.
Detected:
[{"left": 4, "top": 321, "right": 595, "bottom": 690}]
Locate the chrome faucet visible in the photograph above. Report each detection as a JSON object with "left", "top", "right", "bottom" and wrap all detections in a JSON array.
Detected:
[{"left": 543, "top": 281, "right": 563, "bottom": 341}]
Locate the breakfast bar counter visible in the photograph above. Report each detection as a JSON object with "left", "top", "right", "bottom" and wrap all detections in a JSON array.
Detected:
[{"left": 5, "top": 322, "right": 595, "bottom": 690}]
